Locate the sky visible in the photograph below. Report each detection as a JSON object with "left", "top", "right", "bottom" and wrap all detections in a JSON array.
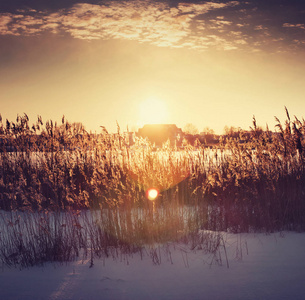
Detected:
[{"left": 0, "top": 0, "right": 305, "bottom": 134}]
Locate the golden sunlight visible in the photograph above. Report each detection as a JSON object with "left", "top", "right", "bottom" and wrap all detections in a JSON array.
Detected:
[{"left": 138, "top": 97, "right": 168, "bottom": 125}]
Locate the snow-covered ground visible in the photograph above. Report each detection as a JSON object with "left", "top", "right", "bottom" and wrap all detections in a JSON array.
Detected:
[{"left": 1, "top": 231, "right": 305, "bottom": 300}]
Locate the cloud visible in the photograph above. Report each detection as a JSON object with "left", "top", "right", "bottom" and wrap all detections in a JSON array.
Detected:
[
  {"left": 0, "top": 1, "right": 304, "bottom": 53},
  {"left": 283, "top": 23, "right": 305, "bottom": 30},
  {"left": 0, "top": 11, "right": 45, "bottom": 36},
  {"left": 0, "top": 14, "right": 13, "bottom": 34}
]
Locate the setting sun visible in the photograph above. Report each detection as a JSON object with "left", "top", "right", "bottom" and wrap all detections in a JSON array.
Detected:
[{"left": 138, "top": 97, "right": 168, "bottom": 126}]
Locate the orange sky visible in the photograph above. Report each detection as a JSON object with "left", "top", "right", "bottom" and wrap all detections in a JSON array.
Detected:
[{"left": 1, "top": 1, "right": 305, "bottom": 134}]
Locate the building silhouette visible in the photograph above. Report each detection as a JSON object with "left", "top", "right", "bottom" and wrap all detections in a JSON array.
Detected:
[{"left": 137, "top": 124, "right": 183, "bottom": 146}]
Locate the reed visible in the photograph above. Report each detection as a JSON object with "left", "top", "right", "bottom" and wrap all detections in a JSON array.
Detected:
[{"left": 0, "top": 108, "right": 304, "bottom": 267}]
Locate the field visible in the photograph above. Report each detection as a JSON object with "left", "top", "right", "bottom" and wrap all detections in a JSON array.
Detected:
[
  {"left": 1, "top": 231, "right": 305, "bottom": 300},
  {"left": 0, "top": 109, "right": 305, "bottom": 298}
]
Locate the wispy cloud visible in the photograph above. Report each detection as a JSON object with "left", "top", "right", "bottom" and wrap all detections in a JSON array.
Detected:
[
  {"left": 0, "top": 1, "right": 304, "bottom": 53},
  {"left": 283, "top": 23, "right": 305, "bottom": 30}
]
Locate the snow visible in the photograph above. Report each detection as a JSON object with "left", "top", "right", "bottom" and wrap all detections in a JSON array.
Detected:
[{"left": 1, "top": 232, "right": 305, "bottom": 300}]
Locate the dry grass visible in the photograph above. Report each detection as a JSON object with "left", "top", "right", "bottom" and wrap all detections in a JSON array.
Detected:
[{"left": 0, "top": 108, "right": 304, "bottom": 267}]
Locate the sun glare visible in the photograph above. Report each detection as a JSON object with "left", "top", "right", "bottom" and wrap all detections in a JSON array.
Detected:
[
  {"left": 146, "top": 188, "right": 159, "bottom": 201},
  {"left": 139, "top": 97, "right": 168, "bottom": 125}
]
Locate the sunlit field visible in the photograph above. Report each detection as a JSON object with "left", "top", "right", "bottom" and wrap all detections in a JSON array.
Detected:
[{"left": 1, "top": 109, "right": 305, "bottom": 268}]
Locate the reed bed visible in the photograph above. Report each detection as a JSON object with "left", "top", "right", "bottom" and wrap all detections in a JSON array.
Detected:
[
  {"left": 0, "top": 207, "right": 215, "bottom": 268},
  {"left": 0, "top": 108, "right": 304, "bottom": 267}
]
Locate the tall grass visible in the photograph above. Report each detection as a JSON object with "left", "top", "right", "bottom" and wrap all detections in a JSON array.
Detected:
[
  {"left": 0, "top": 206, "right": 214, "bottom": 268},
  {"left": 0, "top": 108, "right": 304, "bottom": 267},
  {"left": 199, "top": 109, "right": 305, "bottom": 232}
]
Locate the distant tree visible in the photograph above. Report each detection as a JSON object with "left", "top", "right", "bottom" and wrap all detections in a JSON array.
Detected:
[
  {"left": 201, "top": 127, "right": 216, "bottom": 145},
  {"left": 201, "top": 127, "right": 215, "bottom": 136},
  {"left": 183, "top": 123, "right": 199, "bottom": 135},
  {"left": 223, "top": 126, "right": 241, "bottom": 138}
]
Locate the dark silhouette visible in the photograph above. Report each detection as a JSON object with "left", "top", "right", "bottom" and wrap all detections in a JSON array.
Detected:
[{"left": 137, "top": 124, "right": 183, "bottom": 146}]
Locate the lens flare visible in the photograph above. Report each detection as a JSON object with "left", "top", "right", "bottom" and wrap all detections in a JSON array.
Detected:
[{"left": 146, "top": 188, "right": 159, "bottom": 201}]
